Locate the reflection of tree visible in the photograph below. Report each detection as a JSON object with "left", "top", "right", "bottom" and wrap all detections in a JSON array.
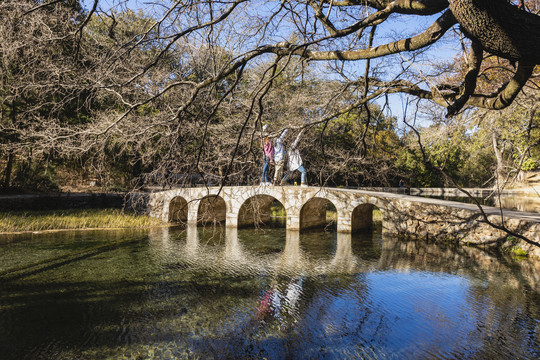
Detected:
[
  {"left": 373, "top": 234, "right": 540, "bottom": 358},
  {"left": 462, "top": 278, "right": 540, "bottom": 359},
  {"left": 496, "top": 195, "right": 540, "bottom": 213},
  {"left": 378, "top": 233, "right": 540, "bottom": 293},
  {"left": 284, "top": 273, "right": 387, "bottom": 356}
]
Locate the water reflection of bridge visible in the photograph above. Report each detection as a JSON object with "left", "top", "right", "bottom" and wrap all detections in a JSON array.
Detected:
[
  {"left": 148, "top": 226, "right": 361, "bottom": 276},
  {"left": 147, "top": 226, "right": 540, "bottom": 293}
]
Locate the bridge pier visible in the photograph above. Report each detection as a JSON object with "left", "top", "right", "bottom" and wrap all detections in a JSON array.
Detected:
[
  {"left": 337, "top": 215, "right": 352, "bottom": 233},
  {"left": 186, "top": 201, "right": 199, "bottom": 225},
  {"left": 286, "top": 214, "right": 301, "bottom": 231}
]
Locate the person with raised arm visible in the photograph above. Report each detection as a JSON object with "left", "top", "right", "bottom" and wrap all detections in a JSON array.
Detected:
[
  {"left": 273, "top": 128, "right": 288, "bottom": 185},
  {"left": 280, "top": 129, "right": 307, "bottom": 187}
]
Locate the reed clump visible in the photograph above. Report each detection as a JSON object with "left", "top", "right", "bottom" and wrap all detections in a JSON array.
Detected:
[{"left": 0, "top": 208, "right": 164, "bottom": 233}]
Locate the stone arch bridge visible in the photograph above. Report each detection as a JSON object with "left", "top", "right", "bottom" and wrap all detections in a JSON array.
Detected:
[
  {"left": 147, "top": 186, "right": 540, "bottom": 257},
  {"left": 149, "top": 185, "right": 383, "bottom": 232}
]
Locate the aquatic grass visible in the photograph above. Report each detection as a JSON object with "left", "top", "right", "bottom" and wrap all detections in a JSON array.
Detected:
[
  {"left": 0, "top": 208, "right": 164, "bottom": 233},
  {"left": 0, "top": 236, "right": 143, "bottom": 279}
]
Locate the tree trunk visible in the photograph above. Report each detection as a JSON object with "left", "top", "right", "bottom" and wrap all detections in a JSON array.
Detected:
[
  {"left": 2, "top": 151, "right": 14, "bottom": 190},
  {"left": 2, "top": 100, "right": 18, "bottom": 191},
  {"left": 449, "top": 0, "right": 540, "bottom": 62},
  {"left": 492, "top": 132, "right": 506, "bottom": 189}
]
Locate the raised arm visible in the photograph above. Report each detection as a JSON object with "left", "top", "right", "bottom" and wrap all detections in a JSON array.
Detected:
[
  {"left": 278, "top": 128, "right": 288, "bottom": 143},
  {"left": 291, "top": 129, "right": 304, "bottom": 149}
]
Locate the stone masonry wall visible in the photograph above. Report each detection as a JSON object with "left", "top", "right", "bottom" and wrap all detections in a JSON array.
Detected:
[{"left": 382, "top": 200, "right": 540, "bottom": 259}]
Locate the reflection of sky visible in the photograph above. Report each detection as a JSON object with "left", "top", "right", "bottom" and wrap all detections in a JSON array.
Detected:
[
  {"left": 366, "top": 271, "right": 472, "bottom": 353},
  {"left": 301, "top": 270, "right": 479, "bottom": 357}
]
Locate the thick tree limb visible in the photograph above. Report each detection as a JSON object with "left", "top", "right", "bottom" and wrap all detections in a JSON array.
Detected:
[
  {"left": 23, "top": 0, "right": 64, "bottom": 15},
  {"left": 449, "top": 0, "right": 540, "bottom": 62},
  {"left": 275, "top": 10, "right": 457, "bottom": 60},
  {"left": 327, "top": 0, "right": 449, "bottom": 14},
  {"left": 457, "top": 60, "right": 535, "bottom": 110},
  {"left": 349, "top": 63, "right": 535, "bottom": 113},
  {"left": 310, "top": 0, "right": 447, "bottom": 38},
  {"left": 446, "top": 40, "right": 483, "bottom": 116}
]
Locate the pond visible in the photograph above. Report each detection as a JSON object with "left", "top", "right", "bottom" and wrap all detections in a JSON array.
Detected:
[{"left": 1, "top": 222, "right": 540, "bottom": 359}]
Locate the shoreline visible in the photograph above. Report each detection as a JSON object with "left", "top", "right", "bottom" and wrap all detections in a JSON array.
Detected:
[
  {"left": 0, "top": 208, "right": 164, "bottom": 235},
  {"left": 0, "top": 224, "right": 171, "bottom": 236}
]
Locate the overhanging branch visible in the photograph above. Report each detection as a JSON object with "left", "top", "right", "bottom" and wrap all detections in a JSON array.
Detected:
[{"left": 275, "top": 10, "right": 457, "bottom": 60}]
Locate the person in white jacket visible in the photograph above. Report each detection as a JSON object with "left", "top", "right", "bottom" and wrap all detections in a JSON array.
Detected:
[
  {"left": 273, "top": 128, "right": 288, "bottom": 185},
  {"left": 280, "top": 129, "right": 307, "bottom": 187}
]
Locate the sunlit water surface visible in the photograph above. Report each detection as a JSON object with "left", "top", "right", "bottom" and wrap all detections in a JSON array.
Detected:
[{"left": 1, "top": 222, "right": 540, "bottom": 359}]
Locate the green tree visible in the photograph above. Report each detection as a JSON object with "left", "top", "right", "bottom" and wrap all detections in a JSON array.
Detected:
[{"left": 396, "top": 122, "right": 494, "bottom": 187}]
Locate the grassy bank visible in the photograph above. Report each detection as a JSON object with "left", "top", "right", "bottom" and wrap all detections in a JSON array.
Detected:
[{"left": 0, "top": 208, "right": 164, "bottom": 233}]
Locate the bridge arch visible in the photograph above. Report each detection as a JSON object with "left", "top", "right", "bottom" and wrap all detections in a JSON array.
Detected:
[
  {"left": 197, "top": 195, "right": 226, "bottom": 225},
  {"left": 300, "top": 197, "right": 337, "bottom": 231},
  {"left": 168, "top": 196, "right": 188, "bottom": 223},
  {"left": 238, "top": 194, "right": 286, "bottom": 228},
  {"left": 351, "top": 203, "right": 376, "bottom": 232},
  {"left": 153, "top": 186, "right": 391, "bottom": 232}
]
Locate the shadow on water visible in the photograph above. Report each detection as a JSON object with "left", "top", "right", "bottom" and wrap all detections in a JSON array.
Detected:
[
  {"left": 0, "top": 224, "right": 539, "bottom": 359},
  {"left": 1, "top": 277, "right": 269, "bottom": 359}
]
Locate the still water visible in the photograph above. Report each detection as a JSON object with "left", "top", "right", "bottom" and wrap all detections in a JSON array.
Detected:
[
  {"left": 421, "top": 194, "right": 540, "bottom": 213},
  {"left": 1, "top": 222, "right": 540, "bottom": 359}
]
